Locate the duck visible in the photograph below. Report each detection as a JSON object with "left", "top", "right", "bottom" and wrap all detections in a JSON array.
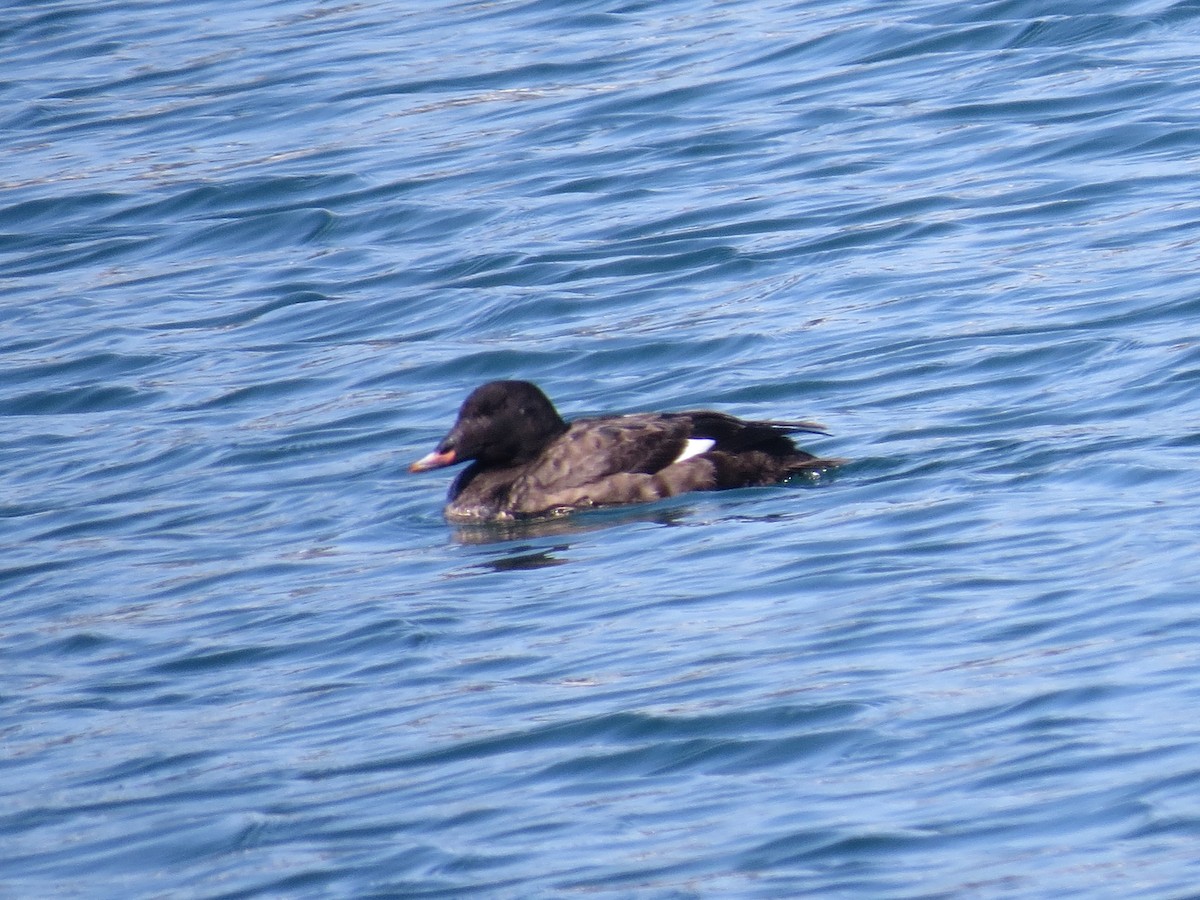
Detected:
[{"left": 410, "top": 380, "right": 842, "bottom": 522}]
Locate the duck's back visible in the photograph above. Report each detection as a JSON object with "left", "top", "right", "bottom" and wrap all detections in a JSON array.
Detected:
[
  {"left": 448, "top": 412, "right": 830, "bottom": 521},
  {"left": 528, "top": 415, "right": 693, "bottom": 479}
]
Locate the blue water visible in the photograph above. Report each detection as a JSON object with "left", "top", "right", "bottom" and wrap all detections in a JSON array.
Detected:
[{"left": 5, "top": 0, "right": 1200, "bottom": 895}]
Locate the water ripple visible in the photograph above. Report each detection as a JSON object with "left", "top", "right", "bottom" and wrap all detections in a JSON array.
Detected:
[{"left": 5, "top": 0, "right": 1200, "bottom": 896}]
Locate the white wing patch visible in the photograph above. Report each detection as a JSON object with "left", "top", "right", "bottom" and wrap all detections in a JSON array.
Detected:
[{"left": 674, "top": 438, "right": 716, "bottom": 463}]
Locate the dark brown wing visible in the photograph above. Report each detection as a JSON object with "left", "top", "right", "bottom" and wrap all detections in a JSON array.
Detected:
[
  {"left": 516, "top": 415, "right": 694, "bottom": 489},
  {"left": 500, "top": 415, "right": 698, "bottom": 516}
]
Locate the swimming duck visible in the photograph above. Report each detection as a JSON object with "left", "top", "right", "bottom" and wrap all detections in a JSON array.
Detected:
[{"left": 410, "top": 380, "right": 841, "bottom": 522}]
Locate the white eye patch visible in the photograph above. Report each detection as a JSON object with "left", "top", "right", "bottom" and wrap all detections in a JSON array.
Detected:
[{"left": 673, "top": 438, "right": 716, "bottom": 463}]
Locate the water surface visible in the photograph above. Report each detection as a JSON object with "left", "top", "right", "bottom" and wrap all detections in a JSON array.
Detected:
[{"left": 4, "top": 0, "right": 1200, "bottom": 896}]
